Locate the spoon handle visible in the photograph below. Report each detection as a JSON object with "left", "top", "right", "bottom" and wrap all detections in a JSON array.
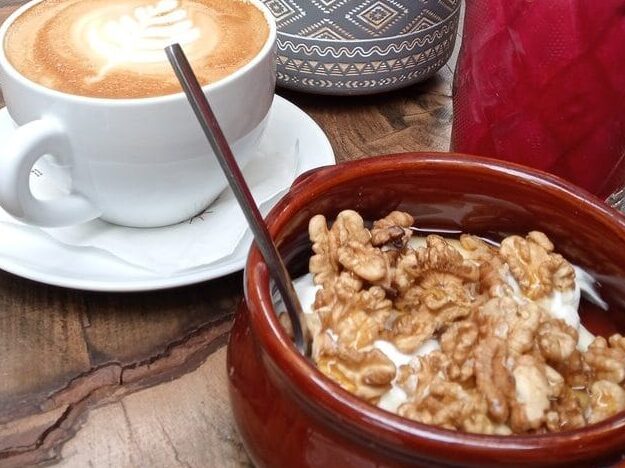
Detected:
[{"left": 165, "top": 44, "right": 307, "bottom": 355}]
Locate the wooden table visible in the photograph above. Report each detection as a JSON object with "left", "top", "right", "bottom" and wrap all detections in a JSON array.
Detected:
[{"left": 0, "top": 2, "right": 461, "bottom": 466}]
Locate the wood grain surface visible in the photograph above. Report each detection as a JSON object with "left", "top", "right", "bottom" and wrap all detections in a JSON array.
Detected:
[{"left": 0, "top": 1, "right": 461, "bottom": 465}]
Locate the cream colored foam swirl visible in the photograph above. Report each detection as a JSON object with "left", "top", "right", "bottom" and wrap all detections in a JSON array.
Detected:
[
  {"left": 5, "top": 0, "right": 269, "bottom": 98},
  {"left": 74, "top": 0, "right": 218, "bottom": 82}
]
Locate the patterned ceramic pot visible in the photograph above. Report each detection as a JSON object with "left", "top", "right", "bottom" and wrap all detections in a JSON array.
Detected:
[{"left": 261, "top": 0, "right": 461, "bottom": 95}]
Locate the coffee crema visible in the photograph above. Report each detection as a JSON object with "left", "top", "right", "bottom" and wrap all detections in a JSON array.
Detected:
[{"left": 4, "top": 0, "right": 269, "bottom": 99}]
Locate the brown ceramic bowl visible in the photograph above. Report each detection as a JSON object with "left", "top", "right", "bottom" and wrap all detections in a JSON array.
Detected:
[{"left": 227, "top": 153, "right": 625, "bottom": 467}]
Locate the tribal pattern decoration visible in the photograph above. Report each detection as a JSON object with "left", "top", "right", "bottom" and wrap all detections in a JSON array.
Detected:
[
  {"left": 263, "top": 0, "right": 460, "bottom": 38},
  {"left": 262, "top": 0, "right": 461, "bottom": 94}
]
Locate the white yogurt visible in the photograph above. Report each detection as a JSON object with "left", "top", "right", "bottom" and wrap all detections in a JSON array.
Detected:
[
  {"left": 293, "top": 274, "right": 320, "bottom": 315},
  {"left": 574, "top": 265, "right": 608, "bottom": 310},
  {"left": 373, "top": 339, "right": 440, "bottom": 368},
  {"left": 378, "top": 386, "right": 409, "bottom": 413},
  {"left": 376, "top": 339, "right": 440, "bottom": 413},
  {"left": 502, "top": 264, "right": 604, "bottom": 351}
]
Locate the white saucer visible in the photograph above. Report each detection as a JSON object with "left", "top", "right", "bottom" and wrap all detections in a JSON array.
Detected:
[{"left": 0, "top": 96, "right": 335, "bottom": 291}]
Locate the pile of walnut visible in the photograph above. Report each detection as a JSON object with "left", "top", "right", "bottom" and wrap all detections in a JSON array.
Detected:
[{"left": 302, "top": 209, "right": 625, "bottom": 435}]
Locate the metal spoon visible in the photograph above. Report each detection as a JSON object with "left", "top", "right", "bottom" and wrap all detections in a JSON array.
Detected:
[{"left": 165, "top": 43, "right": 308, "bottom": 356}]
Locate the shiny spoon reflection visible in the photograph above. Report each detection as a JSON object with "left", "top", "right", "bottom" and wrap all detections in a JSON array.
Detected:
[{"left": 165, "top": 43, "right": 309, "bottom": 356}]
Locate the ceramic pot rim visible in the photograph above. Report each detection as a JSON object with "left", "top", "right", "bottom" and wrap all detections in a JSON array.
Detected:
[{"left": 244, "top": 152, "right": 625, "bottom": 462}]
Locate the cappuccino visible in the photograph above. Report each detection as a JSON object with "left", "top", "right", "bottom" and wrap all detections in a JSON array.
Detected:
[{"left": 4, "top": 0, "right": 269, "bottom": 99}]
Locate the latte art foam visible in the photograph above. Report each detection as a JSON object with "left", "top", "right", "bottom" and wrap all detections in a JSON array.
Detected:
[
  {"left": 83, "top": 0, "right": 205, "bottom": 82},
  {"left": 4, "top": 0, "right": 269, "bottom": 98}
]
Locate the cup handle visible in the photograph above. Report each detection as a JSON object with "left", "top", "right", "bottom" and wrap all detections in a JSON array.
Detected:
[{"left": 0, "top": 118, "right": 100, "bottom": 227}]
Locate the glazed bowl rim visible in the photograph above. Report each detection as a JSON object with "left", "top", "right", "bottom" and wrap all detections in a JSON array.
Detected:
[{"left": 244, "top": 152, "right": 625, "bottom": 460}]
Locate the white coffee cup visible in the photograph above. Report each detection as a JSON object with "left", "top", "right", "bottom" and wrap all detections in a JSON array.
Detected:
[{"left": 0, "top": 0, "right": 276, "bottom": 228}]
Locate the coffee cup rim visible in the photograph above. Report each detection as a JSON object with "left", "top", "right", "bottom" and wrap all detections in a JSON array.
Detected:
[{"left": 0, "top": 0, "right": 277, "bottom": 106}]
